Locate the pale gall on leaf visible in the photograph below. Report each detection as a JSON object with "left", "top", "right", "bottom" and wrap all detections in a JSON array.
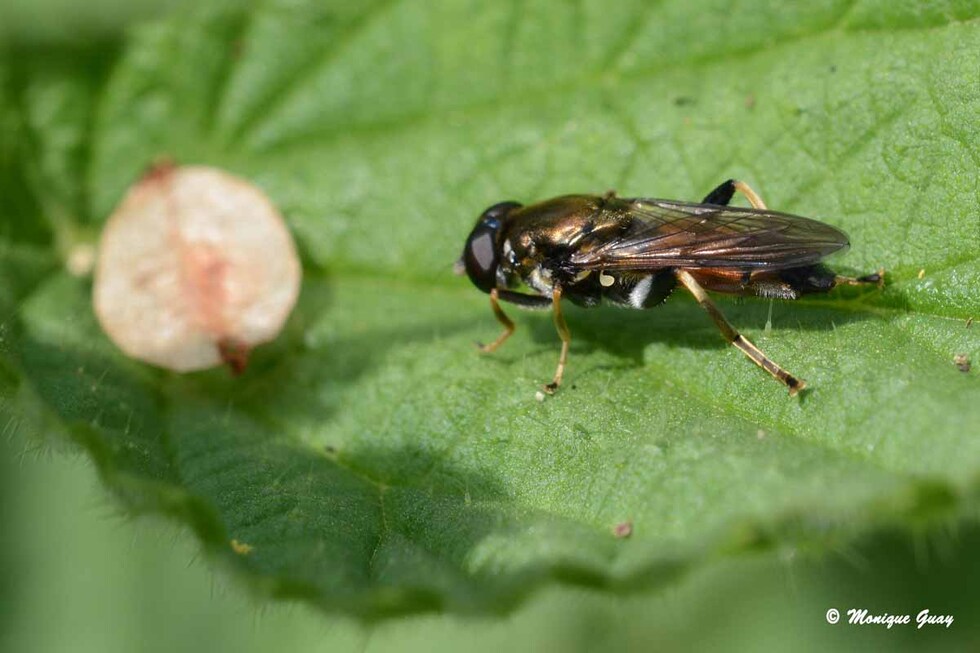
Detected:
[{"left": 93, "top": 164, "right": 301, "bottom": 372}]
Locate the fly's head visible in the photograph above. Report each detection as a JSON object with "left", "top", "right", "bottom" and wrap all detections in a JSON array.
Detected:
[{"left": 457, "top": 201, "right": 522, "bottom": 293}]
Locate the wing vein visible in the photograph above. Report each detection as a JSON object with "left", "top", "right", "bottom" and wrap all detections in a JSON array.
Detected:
[{"left": 570, "top": 198, "right": 849, "bottom": 272}]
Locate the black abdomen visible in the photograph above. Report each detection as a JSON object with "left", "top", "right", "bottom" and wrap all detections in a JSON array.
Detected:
[{"left": 562, "top": 270, "right": 676, "bottom": 309}]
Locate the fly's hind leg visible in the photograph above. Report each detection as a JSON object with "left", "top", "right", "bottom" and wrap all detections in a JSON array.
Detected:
[
  {"left": 543, "top": 287, "right": 571, "bottom": 394},
  {"left": 676, "top": 269, "right": 806, "bottom": 395},
  {"left": 701, "top": 179, "right": 768, "bottom": 209},
  {"left": 769, "top": 264, "right": 884, "bottom": 297},
  {"left": 478, "top": 289, "right": 515, "bottom": 353},
  {"left": 702, "top": 180, "right": 737, "bottom": 206},
  {"left": 834, "top": 268, "right": 886, "bottom": 289}
]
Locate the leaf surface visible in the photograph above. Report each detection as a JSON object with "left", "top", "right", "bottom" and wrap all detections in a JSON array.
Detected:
[{"left": 2, "top": 0, "right": 979, "bottom": 616}]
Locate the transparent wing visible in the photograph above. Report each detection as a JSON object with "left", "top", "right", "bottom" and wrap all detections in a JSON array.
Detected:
[{"left": 569, "top": 198, "right": 849, "bottom": 271}]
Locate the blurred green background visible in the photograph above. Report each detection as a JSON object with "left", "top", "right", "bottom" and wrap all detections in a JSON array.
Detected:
[{"left": 3, "top": 430, "right": 979, "bottom": 651}]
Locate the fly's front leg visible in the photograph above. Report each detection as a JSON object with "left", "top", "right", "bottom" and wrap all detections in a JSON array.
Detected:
[
  {"left": 478, "top": 288, "right": 515, "bottom": 353},
  {"left": 543, "top": 287, "right": 571, "bottom": 394},
  {"left": 701, "top": 179, "right": 768, "bottom": 209},
  {"left": 676, "top": 269, "right": 806, "bottom": 395}
]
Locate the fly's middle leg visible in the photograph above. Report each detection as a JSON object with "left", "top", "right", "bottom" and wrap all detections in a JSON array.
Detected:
[
  {"left": 675, "top": 269, "right": 806, "bottom": 395},
  {"left": 544, "top": 287, "right": 571, "bottom": 394}
]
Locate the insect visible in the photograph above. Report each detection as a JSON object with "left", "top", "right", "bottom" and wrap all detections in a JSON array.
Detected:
[{"left": 456, "top": 179, "right": 883, "bottom": 395}]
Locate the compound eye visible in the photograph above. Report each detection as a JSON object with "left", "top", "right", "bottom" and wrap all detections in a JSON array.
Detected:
[
  {"left": 461, "top": 201, "right": 521, "bottom": 293},
  {"left": 463, "top": 224, "right": 499, "bottom": 292},
  {"left": 469, "top": 229, "right": 496, "bottom": 273}
]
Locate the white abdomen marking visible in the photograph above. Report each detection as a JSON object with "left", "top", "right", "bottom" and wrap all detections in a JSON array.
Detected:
[{"left": 629, "top": 275, "right": 654, "bottom": 308}]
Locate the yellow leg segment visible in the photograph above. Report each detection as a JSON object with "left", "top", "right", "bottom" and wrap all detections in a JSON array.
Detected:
[
  {"left": 732, "top": 180, "right": 768, "bottom": 210},
  {"left": 544, "top": 288, "right": 571, "bottom": 394},
  {"left": 478, "top": 289, "right": 515, "bottom": 353},
  {"left": 676, "top": 269, "right": 806, "bottom": 396}
]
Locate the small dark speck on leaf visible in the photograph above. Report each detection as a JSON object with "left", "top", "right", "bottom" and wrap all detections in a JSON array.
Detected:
[
  {"left": 829, "top": 64, "right": 837, "bottom": 73},
  {"left": 745, "top": 93, "right": 756, "bottom": 109},
  {"left": 966, "top": 317, "right": 973, "bottom": 328},
  {"left": 614, "top": 521, "right": 633, "bottom": 538},
  {"left": 324, "top": 445, "right": 337, "bottom": 455},
  {"left": 673, "top": 96, "right": 695, "bottom": 106},
  {"left": 953, "top": 354, "right": 971, "bottom": 373}
]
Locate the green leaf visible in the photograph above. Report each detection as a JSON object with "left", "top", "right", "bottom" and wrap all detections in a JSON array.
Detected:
[
  {"left": 0, "top": 0, "right": 189, "bottom": 46},
  {"left": 2, "top": 0, "right": 979, "bottom": 617}
]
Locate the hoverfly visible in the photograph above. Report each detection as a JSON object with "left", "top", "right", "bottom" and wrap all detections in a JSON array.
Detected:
[{"left": 456, "top": 179, "right": 883, "bottom": 395}]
